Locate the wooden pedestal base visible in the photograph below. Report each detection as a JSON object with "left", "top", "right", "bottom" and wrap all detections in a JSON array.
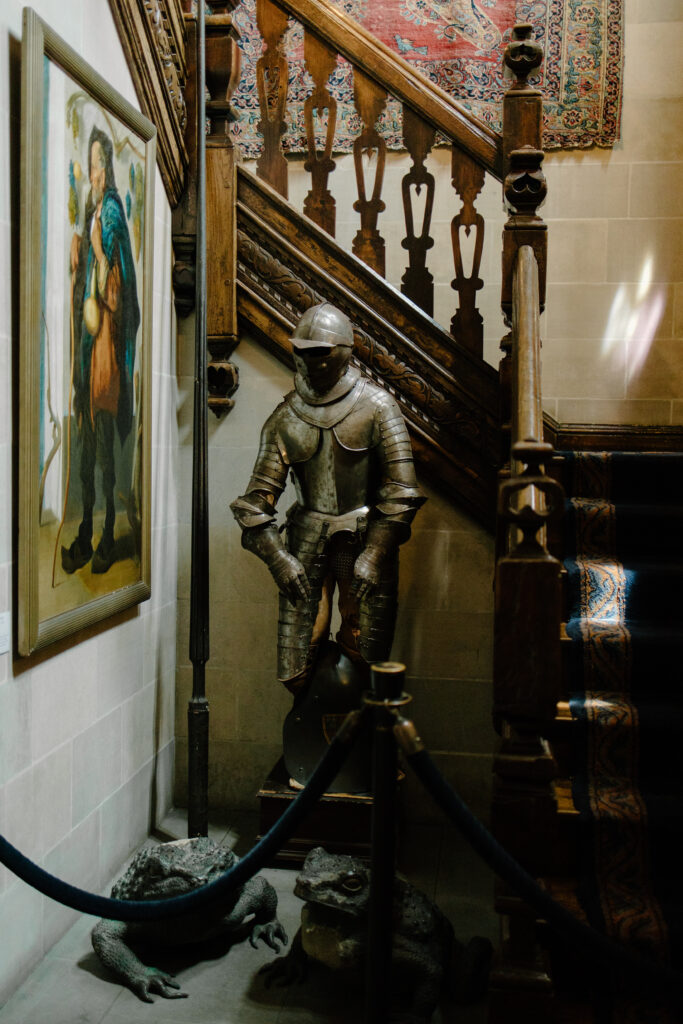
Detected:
[{"left": 256, "top": 757, "right": 373, "bottom": 865}]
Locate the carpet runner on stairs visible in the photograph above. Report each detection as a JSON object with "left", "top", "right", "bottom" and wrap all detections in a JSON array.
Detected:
[{"left": 563, "top": 451, "right": 683, "bottom": 1024}]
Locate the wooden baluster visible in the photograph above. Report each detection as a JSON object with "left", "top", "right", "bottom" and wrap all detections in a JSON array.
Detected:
[
  {"left": 255, "top": 0, "right": 289, "bottom": 198},
  {"left": 400, "top": 105, "right": 436, "bottom": 316},
  {"left": 205, "top": 0, "right": 241, "bottom": 416},
  {"left": 352, "top": 70, "right": 387, "bottom": 276},
  {"left": 302, "top": 30, "right": 337, "bottom": 236},
  {"left": 450, "top": 149, "right": 485, "bottom": 357}
]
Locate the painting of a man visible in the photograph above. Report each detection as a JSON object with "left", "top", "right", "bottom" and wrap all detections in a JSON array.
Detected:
[{"left": 61, "top": 126, "right": 140, "bottom": 575}]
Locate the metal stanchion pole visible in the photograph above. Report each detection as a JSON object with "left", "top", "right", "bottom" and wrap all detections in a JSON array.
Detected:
[
  {"left": 188, "top": 0, "right": 209, "bottom": 839},
  {"left": 364, "top": 661, "right": 407, "bottom": 1024}
]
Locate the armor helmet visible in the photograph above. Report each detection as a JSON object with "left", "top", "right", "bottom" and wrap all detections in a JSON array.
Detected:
[{"left": 291, "top": 303, "right": 354, "bottom": 351}]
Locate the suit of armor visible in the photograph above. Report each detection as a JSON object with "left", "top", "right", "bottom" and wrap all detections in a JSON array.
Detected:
[{"left": 231, "top": 304, "right": 424, "bottom": 693}]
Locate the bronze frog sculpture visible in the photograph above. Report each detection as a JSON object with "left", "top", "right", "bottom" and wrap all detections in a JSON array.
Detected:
[
  {"left": 262, "top": 846, "right": 491, "bottom": 1023},
  {"left": 91, "top": 837, "right": 287, "bottom": 1001}
]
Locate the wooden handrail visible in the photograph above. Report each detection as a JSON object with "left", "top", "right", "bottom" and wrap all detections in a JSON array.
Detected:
[
  {"left": 513, "top": 246, "right": 543, "bottom": 448},
  {"left": 499, "top": 244, "right": 559, "bottom": 561},
  {"left": 273, "top": 0, "right": 503, "bottom": 178}
]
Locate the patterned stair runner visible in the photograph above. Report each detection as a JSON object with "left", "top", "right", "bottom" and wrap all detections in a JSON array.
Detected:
[{"left": 564, "top": 451, "right": 683, "bottom": 1024}]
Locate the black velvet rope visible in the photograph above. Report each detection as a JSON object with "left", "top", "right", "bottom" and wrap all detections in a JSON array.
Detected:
[
  {"left": 4, "top": 697, "right": 682, "bottom": 1002},
  {"left": 0, "top": 711, "right": 362, "bottom": 922},
  {"left": 406, "top": 745, "right": 683, "bottom": 998}
]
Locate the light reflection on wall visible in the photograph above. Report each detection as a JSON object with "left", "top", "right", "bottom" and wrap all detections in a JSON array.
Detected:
[{"left": 601, "top": 256, "right": 666, "bottom": 376}]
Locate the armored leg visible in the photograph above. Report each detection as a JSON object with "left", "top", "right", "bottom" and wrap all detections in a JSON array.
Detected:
[
  {"left": 277, "top": 517, "right": 331, "bottom": 694},
  {"left": 329, "top": 533, "right": 364, "bottom": 663},
  {"left": 358, "top": 553, "right": 399, "bottom": 664}
]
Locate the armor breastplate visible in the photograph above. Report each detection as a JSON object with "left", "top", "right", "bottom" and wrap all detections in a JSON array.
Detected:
[{"left": 291, "top": 428, "right": 373, "bottom": 516}]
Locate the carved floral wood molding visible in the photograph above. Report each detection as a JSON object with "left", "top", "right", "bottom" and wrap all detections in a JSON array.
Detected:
[
  {"left": 236, "top": 227, "right": 494, "bottom": 455},
  {"left": 109, "top": 0, "right": 189, "bottom": 207}
]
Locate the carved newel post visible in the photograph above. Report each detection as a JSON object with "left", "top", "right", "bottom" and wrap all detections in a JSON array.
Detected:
[
  {"left": 500, "top": 24, "right": 547, "bottom": 322},
  {"left": 499, "top": 24, "right": 547, "bottom": 455},
  {"left": 490, "top": 25, "right": 556, "bottom": 1022},
  {"left": 205, "top": 1, "right": 241, "bottom": 416}
]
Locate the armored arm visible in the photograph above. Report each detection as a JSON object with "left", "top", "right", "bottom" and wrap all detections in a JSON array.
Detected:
[
  {"left": 230, "top": 414, "right": 311, "bottom": 605},
  {"left": 352, "top": 394, "right": 425, "bottom": 600}
]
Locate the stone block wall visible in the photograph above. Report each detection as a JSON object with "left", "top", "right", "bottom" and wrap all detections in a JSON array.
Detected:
[{"left": 0, "top": 0, "right": 179, "bottom": 1002}]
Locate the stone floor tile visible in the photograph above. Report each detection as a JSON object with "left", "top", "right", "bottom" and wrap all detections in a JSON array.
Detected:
[{"left": 0, "top": 957, "right": 120, "bottom": 1024}]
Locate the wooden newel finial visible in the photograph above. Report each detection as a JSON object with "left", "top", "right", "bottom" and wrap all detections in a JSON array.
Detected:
[
  {"left": 205, "top": 4, "right": 241, "bottom": 139},
  {"left": 504, "top": 147, "right": 547, "bottom": 218},
  {"left": 504, "top": 23, "right": 543, "bottom": 89}
]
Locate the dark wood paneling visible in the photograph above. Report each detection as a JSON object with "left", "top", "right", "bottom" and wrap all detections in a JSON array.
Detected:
[{"left": 545, "top": 417, "right": 683, "bottom": 453}]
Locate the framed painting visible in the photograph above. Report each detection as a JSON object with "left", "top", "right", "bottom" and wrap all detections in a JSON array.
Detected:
[{"left": 18, "top": 8, "right": 156, "bottom": 655}]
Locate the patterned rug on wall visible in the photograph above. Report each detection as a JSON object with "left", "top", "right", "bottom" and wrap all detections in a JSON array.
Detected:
[{"left": 230, "top": 0, "right": 624, "bottom": 157}]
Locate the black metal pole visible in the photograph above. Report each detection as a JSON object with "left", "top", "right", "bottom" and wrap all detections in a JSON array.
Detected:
[
  {"left": 188, "top": 0, "right": 209, "bottom": 839},
  {"left": 364, "top": 661, "right": 405, "bottom": 1024}
]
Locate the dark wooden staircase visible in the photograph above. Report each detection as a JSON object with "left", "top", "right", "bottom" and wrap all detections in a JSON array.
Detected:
[
  {"left": 167, "top": 3, "right": 683, "bottom": 1022},
  {"left": 235, "top": 164, "right": 500, "bottom": 525}
]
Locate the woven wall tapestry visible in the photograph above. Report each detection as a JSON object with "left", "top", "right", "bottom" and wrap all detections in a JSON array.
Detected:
[{"left": 230, "top": 0, "right": 624, "bottom": 156}]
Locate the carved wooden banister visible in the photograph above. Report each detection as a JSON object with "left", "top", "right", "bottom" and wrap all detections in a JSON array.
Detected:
[
  {"left": 247, "top": 0, "right": 511, "bottom": 359},
  {"left": 271, "top": 0, "right": 503, "bottom": 176}
]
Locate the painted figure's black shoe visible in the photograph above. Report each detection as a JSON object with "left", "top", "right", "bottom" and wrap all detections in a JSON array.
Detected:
[
  {"left": 61, "top": 536, "right": 93, "bottom": 574},
  {"left": 92, "top": 536, "right": 116, "bottom": 574}
]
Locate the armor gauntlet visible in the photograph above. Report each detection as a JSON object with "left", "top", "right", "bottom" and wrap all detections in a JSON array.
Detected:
[
  {"left": 351, "top": 518, "right": 411, "bottom": 600},
  {"left": 242, "top": 524, "right": 311, "bottom": 605},
  {"left": 230, "top": 491, "right": 311, "bottom": 605}
]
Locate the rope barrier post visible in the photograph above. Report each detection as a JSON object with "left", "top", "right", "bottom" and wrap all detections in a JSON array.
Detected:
[
  {"left": 188, "top": 0, "right": 210, "bottom": 839},
  {"left": 364, "top": 661, "right": 407, "bottom": 1024}
]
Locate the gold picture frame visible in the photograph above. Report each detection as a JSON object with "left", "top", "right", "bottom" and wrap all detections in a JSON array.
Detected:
[{"left": 18, "top": 8, "right": 156, "bottom": 655}]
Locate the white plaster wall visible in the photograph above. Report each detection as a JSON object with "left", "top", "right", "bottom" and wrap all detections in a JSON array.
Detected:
[
  {"left": 285, "top": 1, "right": 683, "bottom": 426},
  {"left": 0, "top": 0, "right": 178, "bottom": 1002}
]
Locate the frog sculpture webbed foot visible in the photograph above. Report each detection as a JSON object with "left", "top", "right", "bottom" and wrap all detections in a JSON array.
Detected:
[{"left": 91, "top": 838, "right": 288, "bottom": 1002}]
